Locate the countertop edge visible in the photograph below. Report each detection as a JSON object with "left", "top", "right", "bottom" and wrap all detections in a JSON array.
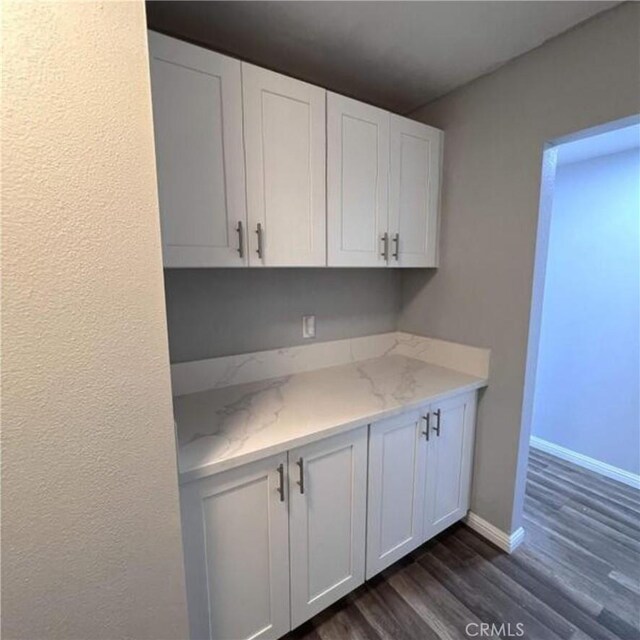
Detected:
[{"left": 178, "top": 377, "right": 487, "bottom": 485}]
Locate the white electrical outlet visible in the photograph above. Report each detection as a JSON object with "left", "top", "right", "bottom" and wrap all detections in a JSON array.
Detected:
[{"left": 302, "top": 315, "right": 316, "bottom": 339}]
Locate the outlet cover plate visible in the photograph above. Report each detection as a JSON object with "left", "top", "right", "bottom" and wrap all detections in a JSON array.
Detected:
[{"left": 302, "top": 315, "right": 316, "bottom": 339}]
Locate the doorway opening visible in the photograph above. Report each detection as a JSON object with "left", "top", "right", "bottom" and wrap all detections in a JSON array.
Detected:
[{"left": 515, "top": 115, "right": 640, "bottom": 535}]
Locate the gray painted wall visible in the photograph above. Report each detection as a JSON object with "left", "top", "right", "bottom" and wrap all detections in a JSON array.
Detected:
[
  {"left": 165, "top": 269, "right": 401, "bottom": 362},
  {"left": 399, "top": 3, "right": 640, "bottom": 533}
]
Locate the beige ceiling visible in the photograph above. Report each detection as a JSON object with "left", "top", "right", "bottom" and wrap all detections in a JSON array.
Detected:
[{"left": 146, "top": 1, "right": 620, "bottom": 114}]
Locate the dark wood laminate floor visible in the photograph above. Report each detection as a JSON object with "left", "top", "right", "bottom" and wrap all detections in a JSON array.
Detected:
[{"left": 286, "top": 448, "right": 640, "bottom": 640}]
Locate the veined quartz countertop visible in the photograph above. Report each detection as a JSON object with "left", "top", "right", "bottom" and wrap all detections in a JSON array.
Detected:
[{"left": 174, "top": 354, "right": 487, "bottom": 483}]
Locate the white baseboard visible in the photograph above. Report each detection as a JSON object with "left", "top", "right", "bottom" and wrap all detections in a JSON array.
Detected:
[
  {"left": 530, "top": 436, "right": 640, "bottom": 490},
  {"left": 464, "top": 512, "right": 525, "bottom": 554}
]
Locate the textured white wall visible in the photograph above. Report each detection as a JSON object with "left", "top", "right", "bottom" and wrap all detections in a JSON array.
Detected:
[
  {"left": 2, "top": 2, "right": 188, "bottom": 638},
  {"left": 400, "top": 2, "right": 640, "bottom": 533}
]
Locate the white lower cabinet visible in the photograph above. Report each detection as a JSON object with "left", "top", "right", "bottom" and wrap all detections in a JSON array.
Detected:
[
  {"left": 366, "top": 409, "right": 426, "bottom": 578},
  {"left": 180, "top": 392, "right": 476, "bottom": 639},
  {"left": 366, "top": 391, "right": 477, "bottom": 579},
  {"left": 289, "top": 427, "right": 368, "bottom": 627},
  {"left": 180, "top": 454, "right": 290, "bottom": 640},
  {"left": 423, "top": 392, "right": 477, "bottom": 540},
  {"left": 180, "top": 427, "right": 367, "bottom": 640}
]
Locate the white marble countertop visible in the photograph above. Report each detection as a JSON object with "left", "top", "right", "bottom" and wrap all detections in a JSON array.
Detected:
[{"left": 174, "top": 354, "right": 487, "bottom": 484}]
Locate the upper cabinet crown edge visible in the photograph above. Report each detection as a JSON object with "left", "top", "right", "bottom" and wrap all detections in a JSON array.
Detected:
[{"left": 148, "top": 31, "right": 443, "bottom": 269}]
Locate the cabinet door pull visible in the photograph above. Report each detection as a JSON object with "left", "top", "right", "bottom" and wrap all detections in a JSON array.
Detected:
[
  {"left": 433, "top": 409, "right": 441, "bottom": 436},
  {"left": 236, "top": 221, "right": 244, "bottom": 258},
  {"left": 256, "top": 222, "right": 264, "bottom": 259},
  {"left": 296, "top": 457, "right": 305, "bottom": 494},
  {"left": 380, "top": 232, "right": 389, "bottom": 261},
  {"left": 276, "top": 463, "right": 285, "bottom": 502},
  {"left": 392, "top": 233, "right": 400, "bottom": 260},
  {"left": 421, "top": 414, "right": 430, "bottom": 441}
]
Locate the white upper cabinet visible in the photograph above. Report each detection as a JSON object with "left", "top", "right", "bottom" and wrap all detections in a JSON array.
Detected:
[
  {"left": 148, "top": 32, "right": 247, "bottom": 267},
  {"left": 327, "top": 93, "right": 390, "bottom": 267},
  {"left": 389, "top": 115, "right": 443, "bottom": 267},
  {"left": 242, "top": 64, "right": 326, "bottom": 266},
  {"left": 148, "top": 33, "right": 443, "bottom": 269}
]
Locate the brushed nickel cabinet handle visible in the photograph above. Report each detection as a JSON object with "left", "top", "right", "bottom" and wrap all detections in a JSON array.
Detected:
[
  {"left": 256, "top": 222, "right": 264, "bottom": 259},
  {"left": 296, "top": 457, "right": 304, "bottom": 494},
  {"left": 381, "top": 232, "right": 389, "bottom": 261},
  {"left": 433, "top": 409, "right": 442, "bottom": 436},
  {"left": 236, "top": 221, "right": 244, "bottom": 258},
  {"left": 392, "top": 233, "right": 400, "bottom": 260},
  {"left": 276, "top": 463, "right": 285, "bottom": 502},
  {"left": 421, "top": 413, "right": 430, "bottom": 441}
]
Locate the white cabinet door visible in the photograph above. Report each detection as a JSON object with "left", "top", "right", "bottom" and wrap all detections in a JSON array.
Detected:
[
  {"left": 289, "top": 427, "right": 367, "bottom": 628},
  {"left": 366, "top": 409, "right": 427, "bottom": 579},
  {"left": 423, "top": 392, "right": 477, "bottom": 541},
  {"left": 242, "top": 64, "right": 326, "bottom": 266},
  {"left": 389, "top": 115, "right": 443, "bottom": 268},
  {"left": 148, "top": 32, "right": 247, "bottom": 267},
  {"left": 327, "top": 93, "right": 390, "bottom": 267},
  {"left": 180, "top": 454, "right": 290, "bottom": 640}
]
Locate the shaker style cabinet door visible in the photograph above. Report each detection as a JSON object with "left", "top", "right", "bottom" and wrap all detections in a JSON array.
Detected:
[
  {"left": 148, "top": 32, "right": 247, "bottom": 267},
  {"left": 288, "top": 427, "right": 367, "bottom": 628},
  {"left": 327, "top": 93, "right": 390, "bottom": 267},
  {"left": 366, "top": 409, "right": 427, "bottom": 579},
  {"left": 422, "top": 392, "right": 477, "bottom": 541},
  {"left": 180, "top": 454, "right": 290, "bottom": 640},
  {"left": 242, "top": 64, "right": 326, "bottom": 266},
  {"left": 388, "top": 115, "right": 443, "bottom": 267}
]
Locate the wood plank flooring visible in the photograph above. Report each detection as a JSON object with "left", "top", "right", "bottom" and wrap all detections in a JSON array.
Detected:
[{"left": 285, "top": 448, "right": 640, "bottom": 640}]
